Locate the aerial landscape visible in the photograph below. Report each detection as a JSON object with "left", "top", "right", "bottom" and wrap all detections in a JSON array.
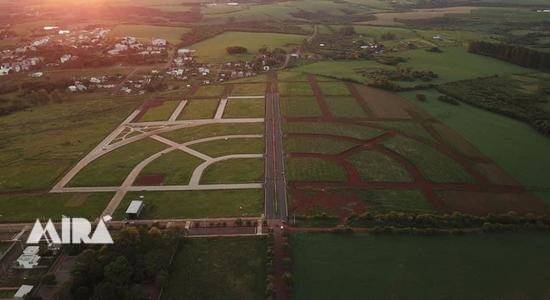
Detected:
[{"left": 0, "top": 0, "right": 549, "bottom": 299}]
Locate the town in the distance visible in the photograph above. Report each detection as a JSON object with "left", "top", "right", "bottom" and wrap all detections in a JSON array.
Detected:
[{"left": 1, "top": 0, "right": 550, "bottom": 299}]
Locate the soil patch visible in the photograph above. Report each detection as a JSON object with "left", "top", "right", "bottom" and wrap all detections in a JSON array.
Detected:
[{"left": 134, "top": 173, "right": 165, "bottom": 186}]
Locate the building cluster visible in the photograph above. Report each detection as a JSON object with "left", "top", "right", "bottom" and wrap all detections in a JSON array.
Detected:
[
  {"left": 166, "top": 48, "right": 262, "bottom": 85},
  {"left": 108, "top": 36, "right": 167, "bottom": 56},
  {"left": 0, "top": 26, "right": 111, "bottom": 76}
]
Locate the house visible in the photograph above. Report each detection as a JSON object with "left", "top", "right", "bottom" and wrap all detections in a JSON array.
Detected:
[
  {"left": 16, "top": 246, "right": 40, "bottom": 269},
  {"left": 14, "top": 285, "right": 34, "bottom": 299},
  {"left": 178, "top": 48, "right": 195, "bottom": 56},
  {"left": 125, "top": 200, "right": 144, "bottom": 219},
  {"left": 60, "top": 54, "right": 72, "bottom": 64},
  {"left": 0, "top": 66, "right": 10, "bottom": 76},
  {"left": 152, "top": 38, "right": 167, "bottom": 47},
  {"left": 58, "top": 29, "right": 71, "bottom": 35},
  {"left": 90, "top": 77, "right": 101, "bottom": 84},
  {"left": 31, "top": 72, "right": 43, "bottom": 78}
]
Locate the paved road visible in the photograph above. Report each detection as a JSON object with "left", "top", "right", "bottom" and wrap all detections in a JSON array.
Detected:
[{"left": 264, "top": 72, "right": 288, "bottom": 221}]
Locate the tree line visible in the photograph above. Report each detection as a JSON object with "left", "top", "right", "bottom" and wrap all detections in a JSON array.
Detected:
[{"left": 468, "top": 41, "right": 550, "bottom": 70}]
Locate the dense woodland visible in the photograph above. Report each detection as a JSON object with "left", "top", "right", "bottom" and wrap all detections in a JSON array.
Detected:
[
  {"left": 468, "top": 41, "right": 550, "bottom": 70},
  {"left": 57, "top": 227, "right": 180, "bottom": 300}
]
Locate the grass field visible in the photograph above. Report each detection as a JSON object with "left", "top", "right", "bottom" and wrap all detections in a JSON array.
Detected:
[
  {"left": 286, "top": 157, "right": 347, "bottom": 182},
  {"left": 190, "top": 138, "right": 264, "bottom": 157},
  {"left": 114, "top": 190, "right": 263, "bottom": 219},
  {"left": 291, "top": 232, "right": 550, "bottom": 299},
  {"left": 224, "top": 99, "right": 265, "bottom": 118},
  {"left": 202, "top": 158, "right": 264, "bottom": 184},
  {"left": 318, "top": 82, "right": 351, "bottom": 96},
  {"left": 365, "top": 6, "right": 476, "bottom": 26},
  {"left": 295, "top": 47, "right": 529, "bottom": 85},
  {"left": 230, "top": 83, "right": 266, "bottom": 96},
  {"left": 0, "top": 193, "right": 111, "bottom": 222},
  {"left": 281, "top": 97, "right": 322, "bottom": 117},
  {"left": 178, "top": 99, "right": 219, "bottom": 119},
  {"left": 161, "top": 123, "right": 264, "bottom": 143},
  {"left": 279, "top": 82, "right": 314, "bottom": 96},
  {"left": 324, "top": 96, "right": 368, "bottom": 118},
  {"left": 109, "top": 24, "right": 189, "bottom": 44},
  {"left": 69, "top": 138, "right": 166, "bottom": 187},
  {"left": 400, "top": 90, "right": 550, "bottom": 203},
  {"left": 0, "top": 94, "right": 144, "bottom": 191},
  {"left": 137, "top": 150, "right": 202, "bottom": 185},
  {"left": 193, "top": 85, "right": 226, "bottom": 98},
  {"left": 162, "top": 236, "right": 267, "bottom": 300},
  {"left": 190, "top": 31, "right": 305, "bottom": 62},
  {"left": 139, "top": 100, "right": 180, "bottom": 122},
  {"left": 348, "top": 150, "right": 412, "bottom": 182},
  {"left": 284, "top": 122, "right": 382, "bottom": 140},
  {"left": 285, "top": 136, "right": 357, "bottom": 155},
  {"left": 382, "top": 136, "right": 474, "bottom": 183}
]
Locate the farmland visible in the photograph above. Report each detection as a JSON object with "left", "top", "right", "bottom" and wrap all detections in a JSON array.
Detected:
[
  {"left": 190, "top": 31, "right": 306, "bottom": 62},
  {"left": 291, "top": 232, "right": 550, "bottom": 299}
]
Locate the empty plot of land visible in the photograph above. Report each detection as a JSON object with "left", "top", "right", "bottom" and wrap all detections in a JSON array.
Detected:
[
  {"left": 224, "top": 99, "right": 265, "bottom": 118},
  {"left": 355, "top": 85, "right": 416, "bottom": 119},
  {"left": 365, "top": 7, "right": 476, "bottom": 26},
  {"left": 178, "top": 99, "right": 220, "bottom": 120}
]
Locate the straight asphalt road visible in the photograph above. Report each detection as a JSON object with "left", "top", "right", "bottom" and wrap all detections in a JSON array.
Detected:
[{"left": 265, "top": 72, "right": 288, "bottom": 221}]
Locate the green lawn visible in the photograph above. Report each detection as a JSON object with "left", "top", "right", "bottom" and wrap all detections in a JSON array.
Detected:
[
  {"left": 400, "top": 89, "right": 550, "bottom": 203},
  {"left": 286, "top": 157, "right": 347, "bottom": 182},
  {"left": 161, "top": 123, "right": 264, "bottom": 144},
  {"left": 139, "top": 101, "right": 180, "bottom": 122},
  {"left": 0, "top": 193, "right": 111, "bottom": 222},
  {"left": 224, "top": 99, "right": 265, "bottom": 118},
  {"left": 317, "top": 82, "right": 351, "bottom": 96},
  {"left": 190, "top": 31, "right": 305, "bottom": 62},
  {"left": 109, "top": 24, "right": 189, "bottom": 44},
  {"left": 324, "top": 96, "right": 368, "bottom": 118},
  {"left": 178, "top": 99, "right": 219, "bottom": 120},
  {"left": 355, "top": 189, "right": 433, "bottom": 213},
  {"left": 279, "top": 82, "right": 314, "bottom": 96},
  {"left": 284, "top": 136, "right": 357, "bottom": 155},
  {"left": 113, "top": 190, "right": 263, "bottom": 219},
  {"left": 137, "top": 150, "right": 203, "bottom": 185},
  {"left": 291, "top": 232, "right": 550, "bottom": 299},
  {"left": 281, "top": 97, "right": 322, "bottom": 117},
  {"left": 230, "top": 83, "right": 266, "bottom": 96},
  {"left": 284, "top": 122, "right": 382, "bottom": 140},
  {"left": 69, "top": 138, "right": 166, "bottom": 187},
  {"left": 383, "top": 136, "right": 473, "bottom": 183},
  {"left": 348, "top": 150, "right": 412, "bottom": 182},
  {"left": 190, "top": 138, "right": 264, "bottom": 157},
  {"left": 294, "top": 47, "right": 529, "bottom": 86},
  {"left": 0, "top": 94, "right": 145, "bottom": 191},
  {"left": 201, "top": 158, "right": 264, "bottom": 184},
  {"left": 162, "top": 237, "right": 267, "bottom": 300},
  {"left": 193, "top": 85, "right": 226, "bottom": 98}
]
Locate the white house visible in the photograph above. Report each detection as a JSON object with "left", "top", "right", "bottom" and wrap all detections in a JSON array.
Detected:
[
  {"left": 0, "top": 66, "right": 10, "bottom": 76},
  {"left": 58, "top": 29, "right": 71, "bottom": 35},
  {"left": 16, "top": 246, "right": 40, "bottom": 269},
  {"left": 14, "top": 285, "right": 34, "bottom": 299},
  {"left": 177, "top": 48, "right": 195, "bottom": 56},
  {"left": 31, "top": 72, "right": 43, "bottom": 78},
  {"left": 152, "top": 38, "right": 167, "bottom": 47},
  {"left": 60, "top": 54, "right": 72, "bottom": 64}
]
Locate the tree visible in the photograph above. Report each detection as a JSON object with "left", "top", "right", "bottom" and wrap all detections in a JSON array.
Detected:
[
  {"left": 104, "top": 256, "right": 133, "bottom": 287},
  {"left": 226, "top": 46, "right": 248, "bottom": 55}
]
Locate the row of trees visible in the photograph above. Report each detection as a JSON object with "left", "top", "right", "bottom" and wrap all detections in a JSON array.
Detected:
[
  {"left": 468, "top": 41, "right": 550, "bottom": 70},
  {"left": 348, "top": 211, "right": 550, "bottom": 230}
]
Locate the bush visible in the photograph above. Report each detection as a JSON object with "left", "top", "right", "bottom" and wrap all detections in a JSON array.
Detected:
[
  {"left": 438, "top": 95, "right": 460, "bottom": 105},
  {"left": 41, "top": 273, "right": 57, "bottom": 285},
  {"left": 416, "top": 93, "right": 427, "bottom": 101},
  {"left": 226, "top": 46, "right": 248, "bottom": 55}
]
